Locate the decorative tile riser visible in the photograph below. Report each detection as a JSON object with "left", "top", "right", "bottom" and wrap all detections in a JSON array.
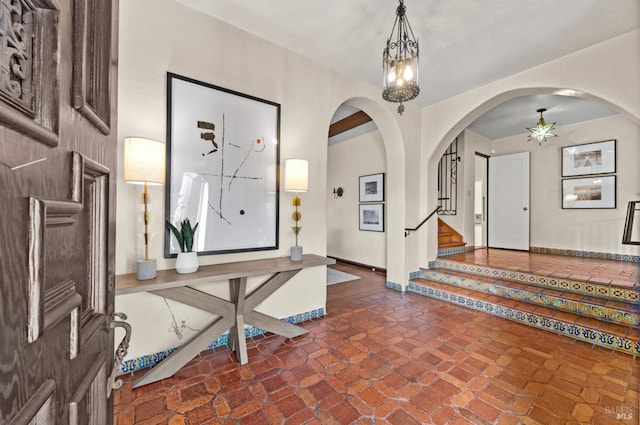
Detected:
[
  {"left": 408, "top": 281, "right": 640, "bottom": 357},
  {"left": 433, "top": 260, "right": 640, "bottom": 303},
  {"left": 530, "top": 246, "right": 640, "bottom": 263},
  {"left": 118, "top": 308, "right": 325, "bottom": 374},
  {"left": 437, "top": 245, "right": 474, "bottom": 257},
  {"left": 420, "top": 271, "right": 639, "bottom": 327}
]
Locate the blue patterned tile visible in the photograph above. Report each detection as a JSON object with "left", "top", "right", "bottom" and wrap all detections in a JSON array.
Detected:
[
  {"left": 530, "top": 246, "right": 640, "bottom": 263},
  {"left": 408, "top": 280, "right": 639, "bottom": 356}
]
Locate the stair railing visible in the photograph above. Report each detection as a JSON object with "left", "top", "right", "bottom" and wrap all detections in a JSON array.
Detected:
[
  {"left": 405, "top": 206, "right": 441, "bottom": 237},
  {"left": 622, "top": 201, "right": 640, "bottom": 245}
]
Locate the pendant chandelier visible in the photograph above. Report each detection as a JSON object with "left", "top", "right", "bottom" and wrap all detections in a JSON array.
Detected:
[
  {"left": 382, "top": 0, "right": 420, "bottom": 116},
  {"left": 527, "top": 108, "right": 557, "bottom": 145}
]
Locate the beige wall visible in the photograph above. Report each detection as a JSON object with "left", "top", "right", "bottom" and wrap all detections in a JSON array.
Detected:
[
  {"left": 490, "top": 114, "right": 639, "bottom": 254},
  {"left": 327, "top": 131, "right": 387, "bottom": 269}
]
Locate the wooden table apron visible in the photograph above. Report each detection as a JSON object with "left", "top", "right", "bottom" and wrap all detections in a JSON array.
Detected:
[{"left": 115, "top": 254, "right": 335, "bottom": 388}]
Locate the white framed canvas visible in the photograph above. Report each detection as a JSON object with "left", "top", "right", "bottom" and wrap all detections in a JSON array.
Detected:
[
  {"left": 165, "top": 73, "right": 280, "bottom": 256},
  {"left": 359, "top": 173, "right": 385, "bottom": 202},
  {"left": 562, "top": 176, "right": 616, "bottom": 209},
  {"left": 561, "top": 140, "right": 616, "bottom": 177},
  {"left": 359, "top": 203, "right": 384, "bottom": 232}
]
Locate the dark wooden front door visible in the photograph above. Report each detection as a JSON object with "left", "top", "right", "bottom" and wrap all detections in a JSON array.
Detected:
[{"left": 0, "top": 0, "right": 119, "bottom": 423}]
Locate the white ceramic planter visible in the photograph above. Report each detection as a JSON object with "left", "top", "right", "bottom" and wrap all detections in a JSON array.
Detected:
[{"left": 176, "top": 251, "right": 199, "bottom": 274}]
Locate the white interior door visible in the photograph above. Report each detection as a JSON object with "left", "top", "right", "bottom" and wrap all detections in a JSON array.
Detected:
[{"left": 488, "top": 152, "right": 530, "bottom": 250}]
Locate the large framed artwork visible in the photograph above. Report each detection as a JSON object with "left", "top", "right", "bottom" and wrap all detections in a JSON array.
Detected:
[
  {"left": 562, "top": 176, "right": 616, "bottom": 209},
  {"left": 359, "top": 203, "right": 384, "bottom": 232},
  {"left": 165, "top": 73, "right": 280, "bottom": 257},
  {"left": 359, "top": 173, "right": 385, "bottom": 202},
  {"left": 561, "top": 140, "right": 616, "bottom": 177}
]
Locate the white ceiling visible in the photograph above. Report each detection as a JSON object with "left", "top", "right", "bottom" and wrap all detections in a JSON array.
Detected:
[
  {"left": 467, "top": 95, "right": 618, "bottom": 140},
  {"left": 178, "top": 0, "right": 638, "bottom": 139}
]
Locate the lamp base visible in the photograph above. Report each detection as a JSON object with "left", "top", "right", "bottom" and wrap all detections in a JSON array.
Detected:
[
  {"left": 290, "top": 245, "right": 303, "bottom": 261},
  {"left": 137, "top": 259, "right": 157, "bottom": 280}
]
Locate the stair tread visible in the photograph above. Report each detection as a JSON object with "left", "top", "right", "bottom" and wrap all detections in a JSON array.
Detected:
[
  {"left": 438, "top": 256, "right": 638, "bottom": 290},
  {"left": 437, "top": 219, "right": 466, "bottom": 248},
  {"left": 425, "top": 268, "right": 638, "bottom": 312},
  {"left": 435, "top": 257, "right": 638, "bottom": 292},
  {"left": 439, "top": 242, "right": 467, "bottom": 248},
  {"left": 412, "top": 278, "right": 636, "bottom": 340}
]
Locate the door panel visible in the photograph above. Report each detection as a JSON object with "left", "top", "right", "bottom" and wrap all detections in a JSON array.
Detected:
[
  {"left": 0, "top": 1, "right": 118, "bottom": 424},
  {"left": 488, "top": 152, "right": 530, "bottom": 250}
]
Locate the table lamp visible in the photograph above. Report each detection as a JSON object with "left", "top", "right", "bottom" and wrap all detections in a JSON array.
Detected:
[
  {"left": 284, "top": 159, "right": 308, "bottom": 261},
  {"left": 124, "top": 137, "right": 166, "bottom": 280}
]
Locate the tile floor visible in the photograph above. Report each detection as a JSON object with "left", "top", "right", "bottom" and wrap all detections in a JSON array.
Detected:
[{"left": 113, "top": 260, "right": 639, "bottom": 425}]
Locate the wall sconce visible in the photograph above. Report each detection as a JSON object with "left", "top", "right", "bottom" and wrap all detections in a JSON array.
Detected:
[
  {"left": 333, "top": 187, "right": 344, "bottom": 198},
  {"left": 124, "top": 137, "right": 166, "bottom": 280}
]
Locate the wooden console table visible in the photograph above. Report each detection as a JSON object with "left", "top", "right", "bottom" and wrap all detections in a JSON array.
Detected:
[{"left": 116, "top": 254, "right": 335, "bottom": 388}]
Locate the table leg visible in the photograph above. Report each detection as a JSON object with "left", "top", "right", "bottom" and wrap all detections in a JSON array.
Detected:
[
  {"left": 245, "top": 270, "right": 301, "bottom": 311},
  {"left": 229, "top": 277, "right": 248, "bottom": 364},
  {"left": 245, "top": 310, "right": 308, "bottom": 338},
  {"left": 132, "top": 314, "right": 235, "bottom": 388}
]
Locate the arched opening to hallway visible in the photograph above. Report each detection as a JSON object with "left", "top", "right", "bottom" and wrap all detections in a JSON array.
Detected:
[
  {"left": 325, "top": 97, "right": 407, "bottom": 289},
  {"left": 326, "top": 106, "right": 387, "bottom": 274}
]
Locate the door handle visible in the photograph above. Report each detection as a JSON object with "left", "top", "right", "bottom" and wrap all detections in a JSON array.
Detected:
[
  {"left": 482, "top": 197, "right": 486, "bottom": 222},
  {"left": 106, "top": 312, "right": 132, "bottom": 397},
  {"left": 523, "top": 207, "right": 528, "bottom": 211}
]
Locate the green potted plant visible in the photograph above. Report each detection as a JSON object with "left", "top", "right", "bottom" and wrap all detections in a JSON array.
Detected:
[{"left": 166, "top": 218, "right": 199, "bottom": 274}]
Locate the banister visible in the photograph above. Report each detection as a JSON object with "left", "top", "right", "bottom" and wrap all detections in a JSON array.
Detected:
[{"left": 404, "top": 206, "right": 441, "bottom": 237}]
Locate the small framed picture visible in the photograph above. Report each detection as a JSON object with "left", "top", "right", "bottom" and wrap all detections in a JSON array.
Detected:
[
  {"left": 359, "top": 173, "right": 385, "bottom": 202},
  {"left": 359, "top": 203, "right": 384, "bottom": 232},
  {"left": 561, "top": 140, "right": 616, "bottom": 177},
  {"left": 562, "top": 176, "right": 616, "bottom": 209}
]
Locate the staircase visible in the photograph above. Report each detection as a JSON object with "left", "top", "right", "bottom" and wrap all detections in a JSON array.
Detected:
[
  {"left": 409, "top": 256, "right": 639, "bottom": 356},
  {"left": 438, "top": 218, "right": 466, "bottom": 253}
]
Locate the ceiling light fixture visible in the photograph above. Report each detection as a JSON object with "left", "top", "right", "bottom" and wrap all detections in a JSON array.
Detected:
[
  {"left": 382, "top": 0, "right": 419, "bottom": 116},
  {"left": 527, "top": 108, "right": 557, "bottom": 145}
]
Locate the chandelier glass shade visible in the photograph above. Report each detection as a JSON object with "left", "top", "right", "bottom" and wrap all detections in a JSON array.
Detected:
[
  {"left": 527, "top": 108, "right": 557, "bottom": 145},
  {"left": 382, "top": 0, "right": 419, "bottom": 115}
]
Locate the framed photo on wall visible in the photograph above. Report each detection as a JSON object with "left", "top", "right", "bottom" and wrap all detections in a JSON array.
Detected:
[
  {"left": 165, "top": 72, "right": 280, "bottom": 257},
  {"left": 359, "top": 203, "right": 384, "bottom": 232},
  {"left": 359, "top": 173, "right": 385, "bottom": 202},
  {"left": 561, "top": 140, "right": 616, "bottom": 177},
  {"left": 562, "top": 175, "right": 616, "bottom": 209}
]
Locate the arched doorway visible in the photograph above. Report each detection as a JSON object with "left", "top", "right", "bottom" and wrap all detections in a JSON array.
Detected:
[
  {"left": 325, "top": 97, "right": 407, "bottom": 287},
  {"left": 425, "top": 87, "right": 640, "bottom": 263}
]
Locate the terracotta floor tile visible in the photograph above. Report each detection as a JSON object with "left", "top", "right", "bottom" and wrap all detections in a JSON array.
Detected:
[
  {"left": 386, "top": 408, "right": 422, "bottom": 425},
  {"left": 113, "top": 258, "right": 639, "bottom": 424}
]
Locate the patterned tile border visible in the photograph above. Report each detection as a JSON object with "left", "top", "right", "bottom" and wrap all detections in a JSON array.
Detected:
[
  {"left": 419, "top": 270, "right": 639, "bottom": 327},
  {"left": 434, "top": 260, "right": 640, "bottom": 303},
  {"left": 119, "top": 308, "right": 325, "bottom": 374},
  {"left": 531, "top": 246, "right": 640, "bottom": 263},
  {"left": 386, "top": 280, "right": 403, "bottom": 291},
  {"left": 437, "top": 245, "right": 475, "bottom": 257},
  {"left": 408, "top": 281, "right": 640, "bottom": 357}
]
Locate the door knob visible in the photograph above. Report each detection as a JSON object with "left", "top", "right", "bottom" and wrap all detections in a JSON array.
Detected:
[{"left": 523, "top": 207, "right": 528, "bottom": 211}]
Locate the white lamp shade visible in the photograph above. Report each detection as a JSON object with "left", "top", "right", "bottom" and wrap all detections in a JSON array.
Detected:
[
  {"left": 284, "top": 159, "right": 308, "bottom": 192},
  {"left": 123, "top": 137, "right": 165, "bottom": 185}
]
